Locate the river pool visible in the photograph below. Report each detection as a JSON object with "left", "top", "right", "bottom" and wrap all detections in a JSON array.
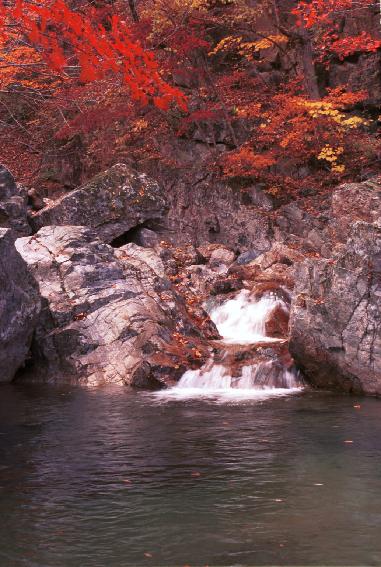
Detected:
[{"left": 1, "top": 383, "right": 381, "bottom": 566}]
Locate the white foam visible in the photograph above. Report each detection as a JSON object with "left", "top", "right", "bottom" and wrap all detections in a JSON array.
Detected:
[
  {"left": 209, "top": 290, "right": 286, "bottom": 344},
  {"left": 153, "top": 385, "right": 303, "bottom": 403},
  {"left": 161, "top": 289, "right": 303, "bottom": 400}
]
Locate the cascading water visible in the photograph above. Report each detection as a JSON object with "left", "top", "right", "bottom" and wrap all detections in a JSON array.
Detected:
[
  {"left": 208, "top": 290, "right": 283, "bottom": 344},
  {"left": 165, "top": 289, "right": 303, "bottom": 399}
]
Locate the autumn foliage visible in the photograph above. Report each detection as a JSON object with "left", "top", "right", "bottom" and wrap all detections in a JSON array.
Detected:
[
  {"left": 0, "top": 0, "right": 380, "bottom": 198},
  {"left": 0, "top": 0, "right": 186, "bottom": 109}
]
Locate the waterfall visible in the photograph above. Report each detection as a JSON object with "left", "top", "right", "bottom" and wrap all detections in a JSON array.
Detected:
[
  {"left": 178, "top": 362, "right": 300, "bottom": 391},
  {"left": 162, "top": 289, "right": 303, "bottom": 399},
  {"left": 209, "top": 290, "right": 284, "bottom": 344}
]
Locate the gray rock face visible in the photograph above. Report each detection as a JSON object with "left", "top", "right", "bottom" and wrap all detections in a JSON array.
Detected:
[
  {"left": 274, "top": 201, "right": 330, "bottom": 255},
  {"left": 0, "top": 229, "right": 41, "bottom": 382},
  {"left": 0, "top": 165, "right": 30, "bottom": 236},
  {"left": 15, "top": 226, "right": 211, "bottom": 387},
  {"left": 290, "top": 221, "right": 381, "bottom": 395},
  {"left": 330, "top": 178, "right": 381, "bottom": 243},
  {"left": 168, "top": 180, "right": 272, "bottom": 252},
  {"left": 29, "top": 164, "right": 168, "bottom": 243},
  {"left": 146, "top": 142, "right": 273, "bottom": 252}
]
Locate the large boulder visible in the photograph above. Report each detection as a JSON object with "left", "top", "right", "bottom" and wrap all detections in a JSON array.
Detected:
[
  {"left": 0, "top": 165, "right": 30, "bottom": 236},
  {"left": 0, "top": 229, "right": 41, "bottom": 382},
  {"left": 15, "top": 226, "right": 213, "bottom": 387},
  {"left": 290, "top": 221, "right": 381, "bottom": 395},
  {"left": 29, "top": 164, "right": 168, "bottom": 243}
]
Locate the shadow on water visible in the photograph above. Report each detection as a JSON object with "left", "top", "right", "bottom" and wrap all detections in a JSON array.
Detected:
[{"left": 0, "top": 382, "right": 381, "bottom": 567}]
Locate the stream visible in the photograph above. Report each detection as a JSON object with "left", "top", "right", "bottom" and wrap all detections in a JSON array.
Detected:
[
  {"left": 1, "top": 292, "right": 381, "bottom": 566},
  {"left": 169, "top": 289, "right": 303, "bottom": 398}
]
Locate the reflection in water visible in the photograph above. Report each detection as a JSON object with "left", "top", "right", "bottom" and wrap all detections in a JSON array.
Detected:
[{"left": 1, "top": 383, "right": 381, "bottom": 567}]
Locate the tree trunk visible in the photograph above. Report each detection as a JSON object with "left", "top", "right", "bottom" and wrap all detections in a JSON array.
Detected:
[
  {"left": 298, "top": 27, "right": 321, "bottom": 100},
  {"left": 128, "top": 0, "right": 139, "bottom": 22}
]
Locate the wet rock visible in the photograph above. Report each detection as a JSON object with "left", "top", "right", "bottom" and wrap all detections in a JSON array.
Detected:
[
  {"left": 180, "top": 262, "right": 241, "bottom": 299},
  {"left": 0, "top": 165, "right": 30, "bottom": 236},
  {"left": 290, "top": 221, "right": 381, "bottom": 395},
  {"left": 15, "top": 226, "right": 212, "bottom": 386},
  {"left": 196, "top": 339, "right": 300, "bottom": 390},
  {"left": 251, "top": 282, "right": 291, "bottom": 304},
  {"left": 229, "top": 243, "right": 305, "bottom": 290},
  {"left": 29, "top": 164, "right": 168, "bottom": 243},
  {"left": 210, "top": 277, "right": 243, "bottom": 296},
  {"left": 0, "top": 229, "right": 41, "bottom": 382},
  {"left": 265, "top": 303, "right": 289, "bottom": 339}
]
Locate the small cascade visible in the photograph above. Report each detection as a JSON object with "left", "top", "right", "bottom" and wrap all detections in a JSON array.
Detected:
[
  {"left": 178, "top": 362, "right": 300, "bottom": 391},
  {"left": 209, "top": 290, "right": 285, "bottom": 344},
  {"left": 169, "top": 289, "right": 304, "bottom": 398}
]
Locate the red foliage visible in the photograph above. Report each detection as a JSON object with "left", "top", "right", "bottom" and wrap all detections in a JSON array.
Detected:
[
  {"left": 293, "top": 0, "right": 380, "bottom": 62},
  {"left": 0, "top": 0, "right": 379, "bottom": 198},
  {"left": 292, "top": 0, "right": 375, "bottom": 29},
  {"left": 0, "top": 0, "right": 187, "bottom": 111},
  {"left": 330, "top": 33, "right": 381, "bottom": 60}
]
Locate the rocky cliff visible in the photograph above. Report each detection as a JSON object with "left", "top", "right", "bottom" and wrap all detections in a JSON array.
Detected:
[
  {"left": 290, "top": 181, "right": 381, "bottom": 395},
  {"left": 1, "top": 162, "right": 380, "bottom": 395},
  {"left": 0, "top": 228, "right": 40, "bottom": 382}
]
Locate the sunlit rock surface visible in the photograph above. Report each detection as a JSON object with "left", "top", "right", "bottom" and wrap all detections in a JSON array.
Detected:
[{"left": 15, "top": 226, "right": 213, "bottom": 387}]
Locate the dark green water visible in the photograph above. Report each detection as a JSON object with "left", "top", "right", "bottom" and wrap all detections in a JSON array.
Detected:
[{"left": 1, "top": 383, "right": 381, "bottom": 566}]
